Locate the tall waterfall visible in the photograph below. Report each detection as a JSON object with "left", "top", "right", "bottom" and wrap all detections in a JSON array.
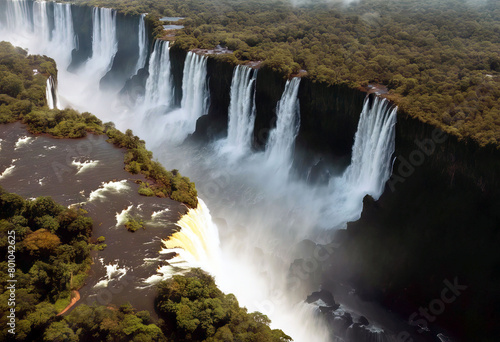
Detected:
[
  {"left": 224, "top": 65, "right": 258, "bottom": 156},
  {"left": 4, "top": 0, "right": 32, "bottom": 32},
  {"left": 46, "top": 76, "right": 61, "bottom": 110},
  {"left": 180, "top": 52, "right": 208, "bottom": 122},
  {"left": 143, "top": 40, "right": 172, "bottom": 109},
  {"left": 33, "top": 1, "right": 50, "bottom": 42},
  {"left": 134, "top": 14, "right": 148, "bottom": 73},
  {"left": 343, "top": 96, "right": 397, "bottom": 199},
  {"left": 266, "top": 77, "right": 301, "bottom": 171},
  {"left": 1, "top": 1, "right": 76, "bottom": 68},
  {"left": 85, "top": 7, "right": 118, "bottom": 76},
  {"left": 321, "top": 96, "right": 397, "bottom": 228},
  {"left": 138, "top": 49, "right": 208, "bottom": 146},
  {"left": 52, "top": 2, "right": 76, "bottom": 66}
]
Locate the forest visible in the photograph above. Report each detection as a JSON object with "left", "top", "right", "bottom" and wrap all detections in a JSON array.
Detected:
[{"left": 70, "top": 0, "right": 500, "bottom": 147}]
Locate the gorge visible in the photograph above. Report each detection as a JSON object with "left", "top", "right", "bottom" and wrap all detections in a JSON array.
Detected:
[{"left": 0, "top": 1, "right": 499, "bottom": 342}]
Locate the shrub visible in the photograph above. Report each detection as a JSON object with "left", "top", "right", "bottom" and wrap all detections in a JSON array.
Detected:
[{"left": 125, "top": 218, "right": 144, "bottom": 232}]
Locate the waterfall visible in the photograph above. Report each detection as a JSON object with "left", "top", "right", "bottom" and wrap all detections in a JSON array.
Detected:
[
  {"left": 46, "top": 78, "right": 55, "bottom": 110},
  {"left": 52, "top": 2, "right": 76, "bottom": 66},
  {"left": 33, "top": 1, "right": 50, "bottom": 42},
  {"left": 85, "top": 7, "right": 118, "bottom": 76},
  {"left": 134, "top": 14, "right": 148, "bottom": 73},
  {"left": 224, "top": 65, "right": 258, "bottom": 156},
  {"left": 147, "top": 198, "right": 221, "bottom": 282},
  {"left": 143, "top": 40, "right": 172, "bottom": 109},
  {"left": 320, "top": 96, "right": 397, "bottom": 228},
  {"left": 265, "top": 77, "right": 301, "bottom": 171},
  {"left": 343, "top": 96, "right": 397, "bottom": 199},
  {"left": 138, "top": 48, "right": 208, "bottom": 146},
  {"left": 5, "top": 0, "right": 32, "bottom": 32},
  {"left": 180, "top": 52, "right": 209, "bottom": 122},
  {"left": 1, "top": 0, "right": 76, "bottom": 69},
  {"left": 45, "top": 76, "right": 61, "bottom": 110}
]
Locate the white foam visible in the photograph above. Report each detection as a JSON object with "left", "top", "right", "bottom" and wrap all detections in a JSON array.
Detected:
[
  {"left": 14, "top": 136, "right": 33, "bottom": 149},
  {"left": 72, "top": 159, "right": 99, "bottom": 174},
  {"left": 94, "top": 260, "right": 129, "bottom": 288},
  {"left": 88, "top": 180, "right": 129, "bottom": 202},
  {"left": 151, "top": 208, "right": 170, "bottom": 220},
  {"left": 0, "top": 161, "right": 16, "bottom": 180},
  {"left": 115, "top": 205, "right": 133, "bottom": 227}
]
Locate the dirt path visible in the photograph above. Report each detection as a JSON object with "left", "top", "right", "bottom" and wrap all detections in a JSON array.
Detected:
[{"left": 57, "top": 290, "right": 80, "bottom": 316}]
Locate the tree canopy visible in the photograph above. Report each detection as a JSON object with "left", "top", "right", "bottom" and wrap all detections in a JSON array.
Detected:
[{"left": 71, "top": 0, "right": 500, "bottom": 147}]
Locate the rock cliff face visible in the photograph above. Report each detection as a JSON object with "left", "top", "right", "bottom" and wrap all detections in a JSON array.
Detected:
[
  {"left": 328, "top": 113, "right": 500, "bottom": 341},
  {"left": 169, "top": 46, "right": 186, "bottom": 107},
  {"left": 69, "top": 5, "right": 93, "bottom": 71},
  {"left": 100, "top": 12, "right": 142, "bottom": 90},
  {"left": 294, "top": 79, "right": 365, "bottom": 178}
]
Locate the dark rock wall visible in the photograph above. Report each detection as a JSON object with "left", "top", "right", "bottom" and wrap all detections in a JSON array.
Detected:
[
  {"left": 328, "top": 113, "right": 500, "bottom": 341},
  {"left": 189, "top": 57, "right": 233, "bottom": 142},
  {"left": 253, "top": 66, "right": 287, "bottom": 150},
  {"left": 294, "top": 79, "right": 366, "bottom": 178},
  {"left": 100, "top": 12, "right": 141, "bottom": 90},
  {"left": 169, "top": 46, "right": 187, "bottom": 107},
  {"left": 69, "top": 5, "right": 93, "bottom": 72}
]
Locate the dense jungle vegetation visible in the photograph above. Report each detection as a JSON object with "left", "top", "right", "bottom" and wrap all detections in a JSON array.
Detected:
[
  {"left": 0, "top": 187, "right": 94, "bottom": 341},
  {"left": 70, "top": 0, "right": 500, "bottom": 147},
  {"left": 0, "top": 41, "right": 198, "bottom": 208}
]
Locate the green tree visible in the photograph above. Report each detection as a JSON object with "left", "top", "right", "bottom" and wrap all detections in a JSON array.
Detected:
[{"left": 43, "top": 321, "right": 78, "bottom": 342}]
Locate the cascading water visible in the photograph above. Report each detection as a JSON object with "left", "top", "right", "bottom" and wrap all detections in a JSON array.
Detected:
[
  {"left": 45, "top": 76, "right": 61, "bottom": 110},
  {"left": 138, "top": 50, "right": 209, "bottom": 146},
  {"left": 318, "top": 96, "right": 397, "bottom": 228},
  {"left": 4, "top": 0, "right": 32, "bottom": 32},
  {"left": 148, "top": 94, "right": 398, "bottom": 341},
  {"left": 51, "top": 2, "right": 76, "bottom": 66},
  {"left": 134, "top": 14, "right": 148, "bottom": 73},
  {"left": 143, "top": 40, "right": 172, "bottom": 109},
  {"left": 343, "top": 96, "right": 397, "bottom": 199},
  {"left": 222, "top": 65, "right": 258, "bottom": 157},
  {"left": 179, "top": 52, "right": 209, "bottom": 124},
  {"left": 86, "top": 7, "right": 118, "bottom": 76},
  {"left": 33, "top": 1, "right": 50, "bottom": 42},
  {"left": 265, "top": 77, "right": 301, "bottom": 172},
  {"left": 46, "top": 78, "right": 55, "bottom": 110}
]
